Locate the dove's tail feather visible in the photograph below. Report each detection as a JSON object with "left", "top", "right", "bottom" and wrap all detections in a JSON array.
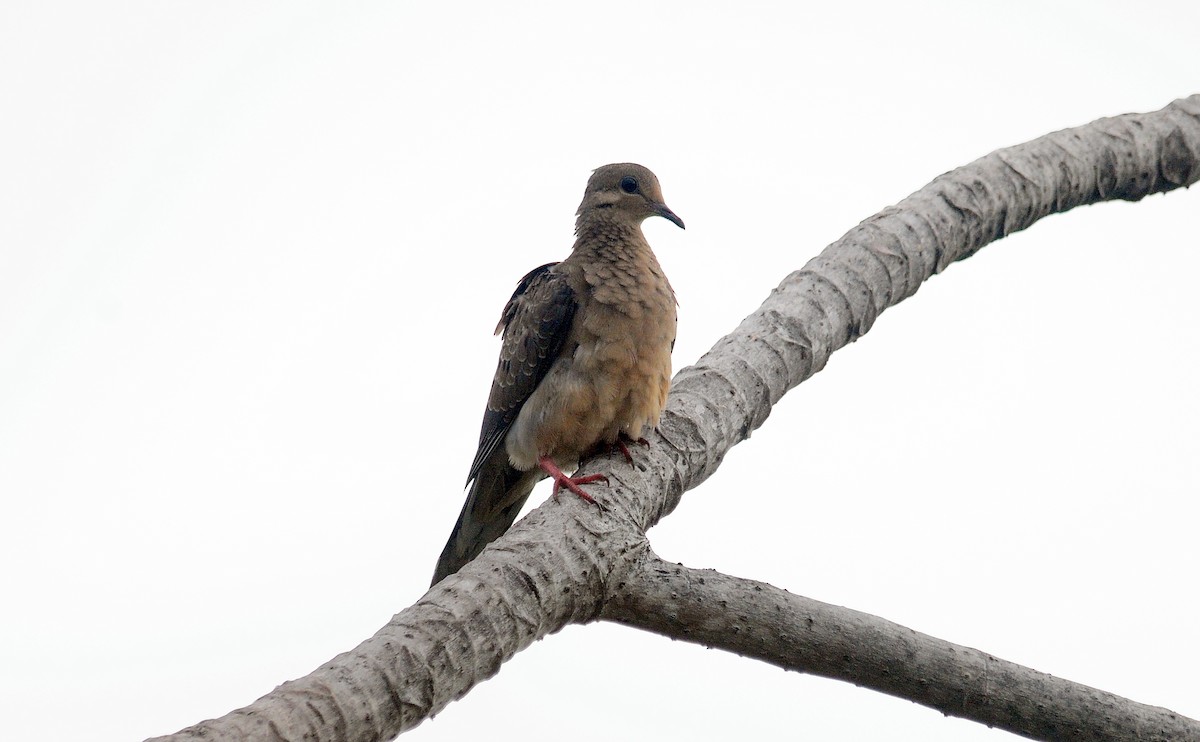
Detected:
[{"left": 431, "top": 451, "right": 541, "bottom": 586}]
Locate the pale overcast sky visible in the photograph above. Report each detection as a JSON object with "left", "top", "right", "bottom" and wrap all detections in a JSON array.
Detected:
[{"left": 2, "top": 2, "right": 1198, "bottom": 740}]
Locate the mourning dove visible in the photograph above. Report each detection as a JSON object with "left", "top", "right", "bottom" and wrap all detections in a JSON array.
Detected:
[{"left": 431, "top": 163, "right": 683, "bottom": 586}]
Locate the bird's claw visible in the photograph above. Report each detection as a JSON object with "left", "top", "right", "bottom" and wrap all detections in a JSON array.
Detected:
[
  {"left": 550, "top": 473, "right": 608, "bottom": 513},
  {"left": 538, "top": 455, "right": 607, "bottom": 512},
  {"left": 615, "top": 433, "right": 651, "bottom": 464},
  {"left": 550, "top": 472, "right": 607, "bottom": 501}
]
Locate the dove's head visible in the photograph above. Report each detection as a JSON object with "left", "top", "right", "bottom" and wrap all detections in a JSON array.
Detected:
[{"left": 576, "top": 163, "right": 685, "bottom": 232}]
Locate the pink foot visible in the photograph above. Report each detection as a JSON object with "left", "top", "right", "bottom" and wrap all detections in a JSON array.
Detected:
[
  {"left": 615, "top": 434, "right": 651, "bottom": 464},
  {"left": 537, "top": 455, "right": 608, "bottom": 506}
]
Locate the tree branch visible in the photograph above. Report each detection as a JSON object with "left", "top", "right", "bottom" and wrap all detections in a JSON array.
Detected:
[
  {"left": 151, "top": 95, "right": 1200, "bottom": 742},
  {"left": 603, "top": 554, "right": 1198, "bottom": 741}
]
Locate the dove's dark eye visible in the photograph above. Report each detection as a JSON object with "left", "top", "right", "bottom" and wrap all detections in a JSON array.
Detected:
[{"left": 619, "top": 176, "right": 639, "bottom": 194}]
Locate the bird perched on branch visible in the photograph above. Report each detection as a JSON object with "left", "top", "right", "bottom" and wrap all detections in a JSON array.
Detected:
[{"left": 432, "top": 163, "right": 684, "bottom": 586}]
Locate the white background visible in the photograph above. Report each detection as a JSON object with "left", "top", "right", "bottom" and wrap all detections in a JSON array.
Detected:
[{"left": 2, "top": 2, "right": 1198, "bottom": 740}]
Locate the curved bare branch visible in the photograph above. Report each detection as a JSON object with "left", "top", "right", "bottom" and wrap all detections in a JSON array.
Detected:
[
  {"left": 603, "top": 554, "right": 1198, "bottom": 741},
  {"left": 151, "top": 95, "right": 1200, "bottom": 742}
]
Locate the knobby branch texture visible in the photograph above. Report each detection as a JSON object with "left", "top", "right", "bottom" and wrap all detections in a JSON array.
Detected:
[
  {"left": 603, "top": 556, "right": 1200, "bottom": 741},
  {"left": 153, "top": 95, "right": 1200, "bottom": 742}
]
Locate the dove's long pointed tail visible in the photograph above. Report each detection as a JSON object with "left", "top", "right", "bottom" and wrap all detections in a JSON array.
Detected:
[{"left": 432, "top": 453, "right": 541, "bottom": 586}]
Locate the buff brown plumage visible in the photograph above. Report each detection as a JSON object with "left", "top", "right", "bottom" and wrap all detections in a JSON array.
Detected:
[{"left": 432, "top": 164, "right": 682, "bottom": 586}]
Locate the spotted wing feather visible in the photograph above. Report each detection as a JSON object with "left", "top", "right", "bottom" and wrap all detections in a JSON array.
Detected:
[{"left": 466, "top": 262, "right": 577, "bottom": 485}]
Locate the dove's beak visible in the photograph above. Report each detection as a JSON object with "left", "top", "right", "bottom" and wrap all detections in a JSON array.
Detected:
[{"left": 656, "top": 204, "right": 685, "bottom": 230}]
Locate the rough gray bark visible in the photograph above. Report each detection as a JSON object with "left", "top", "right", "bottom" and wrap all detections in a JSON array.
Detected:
[
  {"left": 603, "top": 556, "right": 1198, "bottom": 742},
  {"left": 151, "top": 94, "right": 1200, "bottom": 742}
]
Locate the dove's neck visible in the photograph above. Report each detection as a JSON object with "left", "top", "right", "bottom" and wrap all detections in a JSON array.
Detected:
[
  {"left": 568, "top": 214, "right": 670, "bottom": 309},
  {"left": 572, "top": 213, "right": 650, "bottom": 259}
]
